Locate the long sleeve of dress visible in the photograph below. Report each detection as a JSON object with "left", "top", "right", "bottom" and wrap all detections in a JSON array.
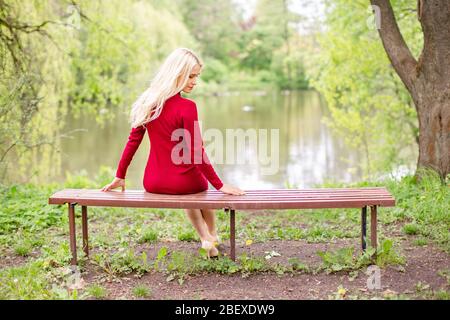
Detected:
[
  {"left": 115, "top": 125, "right": 146, "bottom": 179},
  {"left": 180, "top": 101, "right": 224, "bottom": 190}
]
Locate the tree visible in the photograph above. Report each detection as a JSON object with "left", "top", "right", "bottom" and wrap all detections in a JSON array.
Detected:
[
  {"left": 370, "top": 0, "right": 449, "bottom": 183},
  {"left": 237, "top": 0, "right": 306, "bottom": 88},
  {"left": 0, "top": 0, "right": 198, "bottom": 184},
  {"left": 176, "top": 0, "right": 241, "bottom": 65},
  {"left": 308, "top": 0, "right": 421, "bottom": 181}
]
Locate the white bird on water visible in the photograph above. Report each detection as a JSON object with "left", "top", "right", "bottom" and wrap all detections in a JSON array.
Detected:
[{"left": 242, "top": 105, "right": 254, "bottom": 112}]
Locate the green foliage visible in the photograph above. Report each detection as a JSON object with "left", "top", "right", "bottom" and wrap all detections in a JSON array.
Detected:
[
  {"left": 0, "top": 1, "right": 77, "bottom": 185},
  {"left": 86, "top": 284, "right": 108, "bottom": 299},
  {"left": 68, "top": 0, "right": 196, "bottom": 123},
  {"left": 1, "top": 0, "right": 315, "bottom": 185},
  {"left": 434, "top": 290, "right": 450, "bottom": 300},
  {"left": 92, "top": 248, "right": 151, "bottom": 276},
  {"left": 0, "top": 184, "right": 64, "bottom": 235},
  {"left": 239, "top": 253, "right": 268, "bottom": 277},
  {"left": 403, "top": 223, "right": 420, "bottom": 235},
  {"left": 64, "top": 170, "right": 96, "bottom": 189},
  {"left": 138, "top": 229, "right": 158, "bottom": 244},
  {"left": 195, "top": 256, "right": 240, "bottom": 275},
  {"left": 317, "top": 247, "right": 362, "bottom": 273},
  {"left": 176, "top": 0, "right": 241, "bottom": 65},
  {"left": 40, "top": 242, "right": 73, "bottom": 268},
  {"left": 154, "top": 246, "right": 168, "bottom": 272},
  {"left": 0, "top": 167, "right": 447, "bottom": 299},
  {"left": 287, "top": 257, "right": 310, "bottom": 273},
  {"left": 0, "top": 261, "right": 53, "bottom": 299},
  {"left": 438, "top": 270, "right": 450, "bottom": 286},
  {"left": 177, "top": 230, "right": 197, "bottom": 242},
  {"left": 385, "top": 168, "right": 450, "bottom": 252},
  {"left": 413, "top": 238, "right": 428, "bottom": 247},
  {"left": 13, "top": 240, "right": 32, "bottom": 257},
  {"left": 308, "top": 0, "right": 423, "bottom": 180},
  {"left": 201, "top": 57, "right": 229, "bottom": 84},
  {"left": 375, "top": 239, "right": 406, "bottom": 267},
  {"left": 317, "top": 239, "right": 405, "bottom": 273},
  {"left": 0, "top": 0, "right": 196, "bottom": 184},
  {"left": 166, "top": 251, "right": 192, "bottom": 284},
  {"left": 132, "top": 285, "right": 151, "bottom": 298},
  {"left": 93, "top": 166, "right": 117, "bottom": 188},
  {"left": 178, "top": 0, "right": 308, "bottom": 91}
]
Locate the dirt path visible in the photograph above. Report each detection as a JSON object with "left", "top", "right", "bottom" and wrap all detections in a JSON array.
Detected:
[{"left": 81, "top": 238, "right": 449, "bottom": 300}]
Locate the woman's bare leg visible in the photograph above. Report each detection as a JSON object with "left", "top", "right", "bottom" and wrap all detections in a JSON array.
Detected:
[
  {"left": 185, "top": 208, "right": 211, "bottom": 242},
  {"left": 185, "top": 208, "right": 218, "bottom": 257},
  {"left": 200, "top": 208, "right": 218, "bottom": 241}
]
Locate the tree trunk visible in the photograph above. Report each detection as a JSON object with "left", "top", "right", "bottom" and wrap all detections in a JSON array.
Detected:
[
  {"left": 370, "top": 0, "right": 450, "bottom": 183},
  {"left": 414, "top": 90, "right": 450, "bottom": 182}
]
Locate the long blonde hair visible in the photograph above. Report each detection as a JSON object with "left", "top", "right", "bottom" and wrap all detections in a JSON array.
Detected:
[{"left": 130, "top": 48, "right": 203, "bottom": 128}]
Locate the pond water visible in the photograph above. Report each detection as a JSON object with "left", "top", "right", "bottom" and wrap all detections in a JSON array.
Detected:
[{"left": 59, "top": 90, "right": 380, "bottom": 189}]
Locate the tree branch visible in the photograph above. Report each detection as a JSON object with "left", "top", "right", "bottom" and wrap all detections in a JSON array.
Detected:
[{"left": 370, "top": 0, "right": 418, "bottom": 93}]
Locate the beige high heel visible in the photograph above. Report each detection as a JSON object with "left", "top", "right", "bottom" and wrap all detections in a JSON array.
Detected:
[
  {"left": 212, "top": 235, "right": 221, "bottom": 246},
  {"left": 201, "top": 240, "right": 218, "bottom": 258},
  {"left": 212, "top": 235, "right": 225, "bottom": 254}
]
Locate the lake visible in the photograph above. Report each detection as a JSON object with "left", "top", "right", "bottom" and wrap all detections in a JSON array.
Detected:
[{"left": 59, "top": 90, "right": 389, "bottom": 189}]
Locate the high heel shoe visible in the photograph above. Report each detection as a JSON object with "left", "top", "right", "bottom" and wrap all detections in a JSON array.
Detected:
[
  {"left": 201, "top": 240, "right": 219, "bottom": 259},
  {"left": 213, "top": 235, "right": 221, "bottom": 245},
  {"left": 212, "top": 235, "right": 225, "bottom": 254}
]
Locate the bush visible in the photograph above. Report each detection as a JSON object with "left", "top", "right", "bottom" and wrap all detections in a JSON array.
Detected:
[
  {"left": 86, "top": 284, "right": 107, "bottom": 299},
  {"left": 177, "top": 230, "right": 197, "bottom": 242},
  {"left": 139, "top": 229, "right": 158, "bottom": 244},
  {"left": 201, "top": 57, "right": 229, "bottom": 84},
  {"left": 403, "top": 223, "right": 420, "bottom": 235},
  {"left": 132, "top": 285, "right": 151, "bottom": 298}
]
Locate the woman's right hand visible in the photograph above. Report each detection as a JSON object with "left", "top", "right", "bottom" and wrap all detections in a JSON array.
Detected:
[
  {"left": 219, "top": 183, "right": 246, "bottom": 196},
  {"left": 101, "top": 177, "right": 125, "bottom": 192}
]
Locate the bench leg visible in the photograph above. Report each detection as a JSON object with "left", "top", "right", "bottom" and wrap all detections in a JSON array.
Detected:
[
  {"left": 68, "top": 203, "right": 77, "bottom": 265},
  {"left": 361, "top": 206, "right": 367, "bottom": 251},
  {"left": 81, "top": 206, "right": 89, "bottom": 258},
  {"left": 229, "top": 209, "right": 236, "bottom": 261},
  {"left": 370, "top": 205, "right": 378, "bottom": 250}
]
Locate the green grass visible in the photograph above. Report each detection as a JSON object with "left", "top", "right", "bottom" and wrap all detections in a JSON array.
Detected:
[
  {"left": 0, "top": 166, "right": 448, "bottom": 299},
  {"left": 413, "top": 238, "right": 428, "bottom": 246},
  {"left": 384, "top": 168, "right": 450, "bottom": 252},
  {"left": 86, "top": 284, "right": 108, "bottom": 299},
  {"left": 434, "top": 290, "right": 450, "bottom": 300},
  {"left": 177, "top": 230, "right": 197, "bottom": 242},
  {"left": 0, "top": 260, "right": 67, "bottom": 299},
  {"left": 138, "top": 229, "right": 158, "bottom": 244},
  {"left": 13, "top": 241, "right": 33, "bottom": 257},
  {"left": 403, "top": 223, "right": 420, "bottom": 235},
  {"left": 132, "top": 285, "right": 151, "bottom": 298}
]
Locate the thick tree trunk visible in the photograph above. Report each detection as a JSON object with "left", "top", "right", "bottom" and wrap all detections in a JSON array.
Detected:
[
  {"left": 370, "top": 0, "right": 450, "bottom": 182},
  {"left": 414, "top": 0, "right": 450, "bottom": 182},
  {"left": 413, "top": 90, "right": 450, "bottom": 182}
]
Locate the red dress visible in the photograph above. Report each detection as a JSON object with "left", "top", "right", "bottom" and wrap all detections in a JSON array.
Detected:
[{"left": 115, "top": 92, "right": 223, "bottom": 194}]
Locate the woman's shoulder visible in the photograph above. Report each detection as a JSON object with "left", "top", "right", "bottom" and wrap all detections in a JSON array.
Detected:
[
  {"left": 177, "top": 94, "right": 196, "bottom": 107},
  {"left": 176, "top": 94, "right": 197, "bottom": 116}
]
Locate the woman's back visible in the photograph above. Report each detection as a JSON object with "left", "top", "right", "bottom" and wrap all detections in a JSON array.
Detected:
[{"left": 116, "top": 92, "right": 223, "bottom": 194}]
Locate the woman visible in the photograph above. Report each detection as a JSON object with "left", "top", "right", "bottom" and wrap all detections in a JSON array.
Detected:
[{"left": 101, "top": 48, "right": 245, "bottom": 258}]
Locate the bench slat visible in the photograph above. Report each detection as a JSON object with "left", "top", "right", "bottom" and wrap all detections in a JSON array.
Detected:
[
  {"left": 49, "top": 188, "right": 395, "bottom": 209},
  {"left": 54, "top": 187, "right": 391, "bottom": 194},
  {"left": 50, "top": 189, "right": 393, "bottom": 197},
  {"left": 49, "top": 193, "right": 393, "bottom": 201},
  {"left": 48, "top": 198, "right": 395, "bottom": 209}
]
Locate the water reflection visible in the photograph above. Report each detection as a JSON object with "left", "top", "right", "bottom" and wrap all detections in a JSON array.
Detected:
[{"left": 60, "top": 90, "right": 366, "bottom": 189}]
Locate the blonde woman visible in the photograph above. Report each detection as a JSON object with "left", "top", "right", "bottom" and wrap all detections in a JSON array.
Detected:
[{"left": 101, "top": 48, "right": 245, "bottom": 258}]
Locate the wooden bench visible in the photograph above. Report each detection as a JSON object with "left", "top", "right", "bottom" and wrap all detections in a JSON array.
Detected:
[{"left": 48, "top": 187, "right": 396, "bottom": 265}]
